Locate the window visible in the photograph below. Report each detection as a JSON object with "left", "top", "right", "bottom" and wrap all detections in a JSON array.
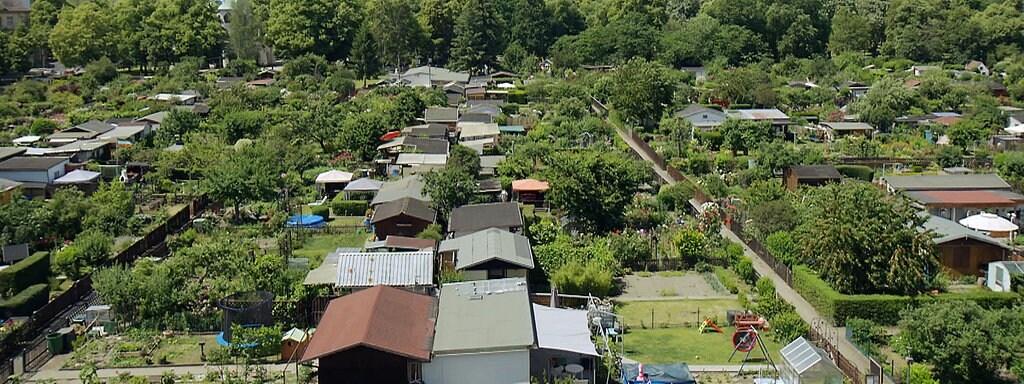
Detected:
[
  {"left": 702, "top": 114, "right": 708, "bottom": 119},
  {"left": 5, "top": 16, "right": 12, "bottom": 27},
  {"left": 488, "top": 269, "right": 506, "bottom": 279}
]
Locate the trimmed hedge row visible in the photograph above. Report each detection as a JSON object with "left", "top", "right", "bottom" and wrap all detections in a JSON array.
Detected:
[
  {"left": 0, "top": 284, "right": 50, "bottom": 317},
  {"left": 836, "top": 165, "right": 875, "bottom": 182},
  {"left": 793, "top": 266, "right": 1019, "bottom": 325},
  {"left": 310, "top": 205, "right": 330, "bottom": 221},
  {"left": 0, "top": 252, "right": 50, "bottom": 297},
  {"left": 331, "top": 199, "right": 368, "bottom": 217}
]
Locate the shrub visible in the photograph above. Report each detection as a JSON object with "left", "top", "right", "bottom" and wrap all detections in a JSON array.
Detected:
[
  {"left": 0, "top": 284, "right": 49, "bottom": 317},
  {"left": 846, "top": 318, "right": 885, "bottom": 356},
  {"left": 0, "top": 251, "right": 50, "bottom": 297},
  {"left": 310, "top": 205, "right": 330, "bottom": 221},
  {"left": 230, "top": 324, "right": 279, "bottom": 358},
  {"left": 770, "top": 311, "right": 808, "bottom": 342},
  {"left": 550, "top": 260, "right": 613, "bottom": 297},
  {"left": 835, "top": 165, "right": 874, "bottom": 182},
  {"left": 763, "top": 232, "right": 798, "bottom": 266},
  {"left": 507, "top": 89, "right": 527, "bottom": 104},
  {"left": 331, "top": 198, "right": 367, "bottom": 216},
  {"left": 85, "top": 57, "right": 118, "bottom": 84},
  {"left": 656, "top": 183, "right": 694, "bottom": 211},
  {"left": 715, "top": 267, "right": 740, "bottom": 294},
  {"left": 735, "top": 258, "right": 756, "bottom": 285},
  {"left": 699, "top": 131, "right": 724, "bottom": 151},
  {"left": 674, "top": 228, "right": 708, "bottom": 268},
  {"left": 417, "top": 224, "right": 443, "bottom": 241}
]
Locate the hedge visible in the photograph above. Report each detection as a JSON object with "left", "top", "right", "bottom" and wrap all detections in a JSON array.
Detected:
[
  {"left": 793, "top": 266, "right": 1019, "bottom": 325},
  {"left": 0, "top": 251, "right": 50, "bottom": 297},
  {"left": 0, "top": 284, "right": 50, "bottom": 317},
  {"left": 836, "top": 165, "right": 875, "bottom": 182},
  {"left": 310, "top": 205, "right": 330, "bottom": 221},
  {"left": 331, "top": 198, "right": 368, "bottom": 217}
]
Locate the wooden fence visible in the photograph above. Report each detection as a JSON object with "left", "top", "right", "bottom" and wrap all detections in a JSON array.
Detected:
[{"left": 0, "top": 195, "right": 212, "bottom": 383}]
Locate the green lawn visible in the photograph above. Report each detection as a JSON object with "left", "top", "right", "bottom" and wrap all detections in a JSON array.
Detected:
[
  {"left": 621, "top": 327, "right": 784, "bottom": 365},
  {"left": 616, "top": 299, "right": 747, "bottom": 329},
  {"left": 292, "top": 233, "right": 371, "bottom": 267},
  {"left": 615, "top": 299, "right": 784, "bottom": 365}
]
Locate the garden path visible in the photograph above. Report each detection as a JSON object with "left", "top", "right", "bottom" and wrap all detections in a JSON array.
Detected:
[{"left": 27, "top": 362, "right": 293, "bottom": 382}]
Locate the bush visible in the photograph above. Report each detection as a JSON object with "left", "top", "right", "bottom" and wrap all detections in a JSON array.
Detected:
[
  {"left": 770, "top": 311, "right": 808, "bottom": 342},
  {"left": 331, "top": 198, "right": 367, "bottom": 216},
  {"left": 846, "top": 318, "right": 885, "bottom": 356},
  {"left": 763, "top": 232, "right": 798, "bottom": 266},
  {"left": 507, "top": 89, "right": 527, "bottom": 104},
  {"left": 85, "top": 57, "right": 118, "bottom": 84},
  {"left": 310, "top": 205, "right": 330, "bottom": 221},
  {"left": 550, "top": 260, "right": 613, "bottom": 297},
  {"left": 793, "top": 265, "right": 1019, "bottom": 325},
  {"left": 0, "top": 251, "right": 50, "bottom": 297},
  {"left": 734, "top": 258, "right": 756, "bottom": 284},
  {"left": 714, "top": 267, "right": 740, "bottom": 294},
  {"left": 699, "top": 131, "right": 724, "bottom": 151},
  {"left": 835, "top": 165, "right": 874, "bottom": 182},
  {"left": 657, "top": 183, "right": 694, "bottom": 211},
  {"left": 0, "top": 284, "right": 49, "bottom": 317},
  {"left": 230, "top": 324, "right": 279, "bottom": 358},
  {"left": 417, "top": 224, "right": 443, "bottom": 241}
]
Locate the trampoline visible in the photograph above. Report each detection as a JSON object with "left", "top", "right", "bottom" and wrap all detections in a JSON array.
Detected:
[
  {"left": 218, "top": 291, "right": 275, "bottom": 345},
  {"left": 285, "top": 214, "right": 325, "bottom": 228}
]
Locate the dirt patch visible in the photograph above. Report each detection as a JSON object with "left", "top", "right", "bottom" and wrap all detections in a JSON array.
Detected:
[{"left": 618, "top": 272, "right": 735, "bottom": 300}]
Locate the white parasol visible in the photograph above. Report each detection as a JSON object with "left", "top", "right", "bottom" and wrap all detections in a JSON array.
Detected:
[{"left": 959, "top": 212, "right": 1019, "bottom": 232}]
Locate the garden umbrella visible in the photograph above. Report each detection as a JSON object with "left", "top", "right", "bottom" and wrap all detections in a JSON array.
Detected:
[
  {"left": 1004, "top": 124, "right": 1024, "bottom": 135},
  {"left": 959, "top": 212, "right": 1019, "bottom": 232}
]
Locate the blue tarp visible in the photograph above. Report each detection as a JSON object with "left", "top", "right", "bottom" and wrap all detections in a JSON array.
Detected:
[
  {"left": 622, "top": 363, "right": 697, "bottom": 384},
  {"left": 285, "top": 214, "right": 325, "bottom": 228}
]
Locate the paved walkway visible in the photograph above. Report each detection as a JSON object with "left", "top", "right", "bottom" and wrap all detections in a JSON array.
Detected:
[
  {"left": 28, "top": 363, "right": 295, "bottom": 382},
  {"left": 615, "top": 127, "right": 875, "bottom": 381}
]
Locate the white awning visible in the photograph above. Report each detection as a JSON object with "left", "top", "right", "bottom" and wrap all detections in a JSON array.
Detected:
[
  {"left": 13, "top": 136, "right": 41, "bottom": 145},
  {"left": 1005, "top": 124, "right": 1024, "bottom": 135},
  {"left": 532, "top": 304, "right": 600, "bottom": 356},
  {"left": 54, "top": 169, "right": 101, "bottom": 184},
  {"left": 315, "top": 170, "right": 353, "bottom": 184}
]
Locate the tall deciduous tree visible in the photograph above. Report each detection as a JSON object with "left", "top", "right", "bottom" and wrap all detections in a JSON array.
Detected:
[
  {"left": 795, "top": 182, "right": 939, "bottom": 294},
  {"left": 143, "top": 0, "right": 225, "bottom": 65},
  {"left": 448, "top": 0, "right": 502, "bottom": 72},
  {"left": 365, "top": 0, "right": 424, "bottom": 66},
  {"left": 417, "top": 0, "right": 457, "bottom": 63},
  {"left": 508, "top": 0, "right": 551, "bottom": 56},
  {"left": 719, "top": 119, "right": 772, "bottom": 154},
  {"left": 610, "top": 58, "right": 675, "bottom": 127},
  {"left": 544, "top": 149, "right": 648, "bottom": 233},
  {"left": 828, "top": 8, "right": 872, "bottom": 55},
  {"left": 848, "top": 76, "right": 916, "bottom": 131},
  {"left": 204, "top": 141, "right": 283, "bottom": 217},
  {"left": 422, "top": 167, "right": 476, "bottom": 222},
  {"left": 113, "top": 0, "right": 156, "bottom": 69},
  {"left": 266, "top": 0, "right": 361, "bottom": 60},
  {"left": 49, "top": 2, "right": 117, "bottom": 67},
  {"left": 227, "top": 0, "right": 263, "bottom": 61},
  {"left": 350, "top": 22, "right": 381, "bottom": 87}
]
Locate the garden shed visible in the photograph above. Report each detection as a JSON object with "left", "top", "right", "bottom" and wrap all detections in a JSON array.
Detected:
[{"left": 778, "top": 337, "right": 844, "bottom": 384}]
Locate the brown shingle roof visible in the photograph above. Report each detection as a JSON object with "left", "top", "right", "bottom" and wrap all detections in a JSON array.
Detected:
[
  {"left": 301, "top": 286, "right": 437, "bottom": 361},
  {"left": 370, "top": 197, "right": 436, "bottom": 224},
  {"left": 449, "top": 202, "right": 523, "bottom": 234}
]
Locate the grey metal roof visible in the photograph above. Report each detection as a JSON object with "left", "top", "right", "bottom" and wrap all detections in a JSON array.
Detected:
[
  {"left": 781, "top": 337, "right": 837, "bottom": 375},
  {"left": 919, "top": 214, "right": 1010, "bottom": 250},
  {"left": 439, "top": 228, "right": 534, "bottom": 270},
  {"left": 883, "top": 174, "right": 1011, "bottom": 191},
  {"left": 729, "top": 108, "right": 791, "bottom": 121},
  {"left": 458, "top": 112, "right": 493, "bottom": 123},
  {"left": 371, "top": 176, "right": 431, "bottom": 206},
  {"left": 431, "top": 278, "right": 535, "bottom": 354},
  {"left": 790, "top": 165, "right": 842, "bottom": 179},
  {"left": 479, "top": 155, "right": 506, "bottom": 169},
  {"left": 0, "top": 177, "right": 22, "bottom": 191},
  {"left": 74, "top": 120, "right": 115, "bottom": 134},
  {"left": 449, "top": 202, "right": 524, "bottom": 234},
  {"left": 0, "top": 157, "right": 68, "bottom": 171},
  {"left": 424, "top": 107, "right": 459, "bottom": 123},
  {"left": 820, "top": 122, "right": 874, "bottom": 131},
  {"left": 334, "top": 251, "right": 434, "bottom": 288},
  {"left": 136, "top": 111, "right": 170, "bottom": 124},
  {"left": 675, "top": 105, "right": 726, "bottom": 119},
  {"left": 0, "top": 147, "right": 26, "bottom": 161}
]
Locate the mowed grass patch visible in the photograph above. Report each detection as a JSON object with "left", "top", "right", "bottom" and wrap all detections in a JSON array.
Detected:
[
  {"left": 621, "top": 327, "right": 785, "bottom": 365},
  {"left": 293, "top": 233, "right": 371, "bottom": 267},
  {"left": 616, "top": 299, "right": 747, "bottom": 328}
]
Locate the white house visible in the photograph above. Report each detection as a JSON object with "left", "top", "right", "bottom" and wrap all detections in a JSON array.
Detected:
[
  {"left": 675, "top": 105, "right": 728, "bottom": 131},
  {"left": 0, "top": 157, "right": 69, "bottom": 184},
  {"left": 422, "top": 278, "right": 536, "bottom": 384},
  {"left": 987, "top": 261, "right": 1024, "bottom": 292}
]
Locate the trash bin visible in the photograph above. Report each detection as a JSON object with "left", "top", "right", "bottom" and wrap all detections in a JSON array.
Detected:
[
  {"left": 103, "top": 321, "right": 116, "bottom": 335},
  {"left": 46, "top": 333, "right": 64, "bottom": 355}
]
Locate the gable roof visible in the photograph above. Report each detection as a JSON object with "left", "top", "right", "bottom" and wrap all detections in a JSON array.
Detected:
[
  {"left": 401, "top": 137, "right": 450, "bottom": 154},
  {"left": 882, "top": 174, "right": 1011, "bottom": 191},
  {"left": 920, "top": 213, "right": 1009, "bottom": 250},
  {"left": 439, "top": 228, "right": 534, "bottom": 270},
  {"left": 301, "top": 285, "right": 436, "bottom": 362},
  {"left": 424, "top": 107, "right": 459, "bottom": 123},
  {"left": 820, "top": 122, "right": 874, "bottom": 131},
  {"left": 675, "top": 105, "right": 726, "bottom": 119},
  {"left": 0, "top": 0, "right": 30, "bottom": 12},
  {"left": 458, "top": 112, "right": 493, "bottom": 123},
  {"left": 371, "top": 197, "right": 435, "bottom": 224},
  {"left": 364, "top": 236, "right": 436, "bottom": 251},
  {"left": 432, "top": 278, "right": 535, "bottom": 354},
  {"left": 371, "top": 176, "right": 430, "bottom": 206},
  {"left": 69, "top": 120, "right": 115, "bottom": 134},
  {"left": 789, "top": 165, "right": 842, "bottom": 180},
  {"left": 0, "top": 157, "right": 68, "bottom": 171},
  {"left": 729, "top": 108, "right": 790, "bottom": 121},
  {"left": 0, "top": 147, "right": 26, "bottom": 162},
  {"left": 136, "top": 111, "right": 170, "bottom": 124},
  {"left": 449, "top": 202, "right": 523, "bottom": 234}
]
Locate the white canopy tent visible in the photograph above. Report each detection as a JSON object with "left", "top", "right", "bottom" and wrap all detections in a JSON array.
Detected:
[
  {"left": 315, "top": 170, "right": 354, "bottom": 198},
  {"left": 960, "top": 212, "right": 1019, "bottom": 233},
  {"left": 531, "top": 304, "right": 599, "bottom": 383},
  {"left": 342, "top": 177, "right": 385, "bottom": 199},
  {"left": 54, "top": 169, "right": 101, "bottom": 184}
]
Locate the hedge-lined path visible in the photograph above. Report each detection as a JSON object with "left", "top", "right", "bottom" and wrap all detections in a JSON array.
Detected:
[{"left": 615, "top": 125, "right": 878, "bottom": 382}]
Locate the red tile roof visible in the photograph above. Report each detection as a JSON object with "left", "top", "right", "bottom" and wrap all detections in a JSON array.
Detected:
[
  {"left": 931, "top": 116, "right": 962, "bottom": 126},
  {"left": 919, "top": 190, "right": 1017, "bottom": 206},
  {"left": 301, "top": 285, "right": 437, "bottom": 362}
]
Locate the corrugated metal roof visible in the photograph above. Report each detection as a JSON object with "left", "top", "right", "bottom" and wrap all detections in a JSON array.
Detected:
[
  {"left": 458, "top": 122, "right": 500, "bottom": 138},
  {"left": 396, "top": 153, "right": 448, "bottom": 166},
  {"left": 432, "top": 278, "right": 535, "bottom": 354},
  {"left": 439, "top": 228, "right": 534, "bottom": 270},
  {"left": 883, "top": 174, "right": 1011, "bottom": 191},
  {"left": 335, "top": 252, "right": 433, "bottom": 288}
]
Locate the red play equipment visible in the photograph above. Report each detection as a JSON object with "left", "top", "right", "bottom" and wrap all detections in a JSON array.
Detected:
[
  {"left": 699, "top": 317, "right": 723, "bottom": 333},
  {"left": 733, "top": 313, "right": 768, "bottom": 330}
]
